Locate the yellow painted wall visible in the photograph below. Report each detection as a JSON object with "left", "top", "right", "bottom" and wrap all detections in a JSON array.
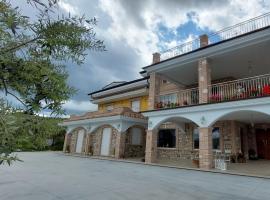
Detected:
[{"left": 98, "top": 95, "right": 149, "bottom": 112}]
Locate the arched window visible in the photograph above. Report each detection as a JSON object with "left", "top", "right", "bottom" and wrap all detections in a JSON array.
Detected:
[
  {"left": 212, "top": 127, "right": 220, "bottom": 150},
  {"left": 193, "top": 128, "right": 199, "bottom": 149},
  {"left": 193, "top": 127, "right": 220, "bottom": 150},
  {"left": 131, "top": 128, "right": 142, "bottom": 145}
]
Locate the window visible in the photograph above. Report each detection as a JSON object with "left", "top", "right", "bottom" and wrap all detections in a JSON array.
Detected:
[
  {"left": 131, "top": 128, "right": 141, "bottom": 145},
  {"left": 131, "top": 100, "right": 140, "bottom": 112},
  {"left": 158, "top": 129, "right": 176, "bottom": 148},
  {"left": 106, "top": 105, "right": 114, "bottom": 111},
  {"left": 162, "top": 79, "right": 169, "bottom": 84},
  {"left": 192, "top": 127, "right": 220, "bottom": 150},
  {"left": 159, "top": 94, "right": 177, "bottom": 103},
  {"left": 212, "top": 127, "right": 220, "bottom": 150},
  {"left": 193, "top": 128, "right": 199, "bottom": 149}
]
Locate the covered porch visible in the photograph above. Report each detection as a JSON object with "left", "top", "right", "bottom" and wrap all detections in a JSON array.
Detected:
[
  {"left": 145, "top": 16, "right": 270, "bottom": 111},
  {"left": 61, "top": 107, "right": 148, "bottom": 160},
  {"left": 143, "top": 97, "right": 270, "bottom": 177}
]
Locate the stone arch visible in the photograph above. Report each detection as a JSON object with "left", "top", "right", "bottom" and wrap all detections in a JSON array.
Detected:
[
  {"left": 124, "top": 125, "right": 147, "bottom": 158},
  {"left": 151, "top": 116, "right": 199, "bottom": 132},
  {"left": 151, "top": 116, "right": 200, "bottom": 162},
  {"left": 92, "top": 124, "right": 119, "bottom": 157},
  {"left": 69, "top": 127, "right": 87, "bottom": 154}
]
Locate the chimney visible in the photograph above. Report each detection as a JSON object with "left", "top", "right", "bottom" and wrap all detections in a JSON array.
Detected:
[
  {"left": 152, "top": 52, "right": 161, "bottom": 64},
  {"left": 199, "top": 34, "right": 209, "bottom": 48}
]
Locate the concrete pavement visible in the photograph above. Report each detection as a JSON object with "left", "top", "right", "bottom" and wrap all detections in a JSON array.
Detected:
[{"left": 0, "top": 152, "right": 269, "bottom": 200}]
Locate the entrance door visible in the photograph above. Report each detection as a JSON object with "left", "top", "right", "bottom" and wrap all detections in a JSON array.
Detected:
[
  {"left": 101, "top": 128, "right": 111, "bottom": 156},
  {"left": 76, "top": 130, "right": 84, "bottom": 153},
  {"left": 256, "top": 129, "right": 270, "bottom": 160}
]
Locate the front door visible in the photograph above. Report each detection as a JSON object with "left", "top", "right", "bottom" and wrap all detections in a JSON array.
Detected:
[
  {"left": 256, "top": 129, "right": 270, "bottom": 160},
  {"left": 76, "top": 130, "right": 84, "bottom": 153},
  {"left": 101, "top": 128, "right": 111, "bottom": 156}
]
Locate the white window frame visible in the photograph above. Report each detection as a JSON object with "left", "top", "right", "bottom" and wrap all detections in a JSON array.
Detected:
[
  {"left": 159, "top": 93, "right": 177, "bottom": 103},
  {"left": 131, "top": 128, "right": 142, "bottom": 145},
  {"left": 131, "top": 100, "right": 140, "bottom": 112},
  {"left": 106, "top": 105, "right": 114, "bottom": 111}
]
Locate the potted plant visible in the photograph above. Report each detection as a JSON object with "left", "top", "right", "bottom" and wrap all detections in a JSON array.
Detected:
[
  {"left": 250, "top": 88, "right": 259, "bottom": 97},
  {"left": 263, "top": 85, "right": 270, "bottom": 96}
]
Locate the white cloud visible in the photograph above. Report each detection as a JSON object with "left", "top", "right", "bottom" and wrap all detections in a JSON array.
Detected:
[
  {"left": 58, "top": 0, "right": 79, "bottom": 15},
  {"left": 62, "top": 100, "right": 98, "bottom": 114},
  {"left": 7, "top": 0, "right": 270, "bottom": 115},
  {"left": 192, "top": 0, "right": 270, "bottom": 31},
  {"left": 98, "top": 0, "right": 270, "bottom": 69}
]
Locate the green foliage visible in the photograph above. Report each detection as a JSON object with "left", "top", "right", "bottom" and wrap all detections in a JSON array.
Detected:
[
  {"left": 0, "top": 98, "right": 66, "bottom": 165},
  {"left": 15, "top": 112, "right": 65, "bottom": 151},
  {"left": 0, "top": 0, "right": 105, "bottom": 114},
  {"left": 0, "top": 99, "right": 21, "bottom": 165}
]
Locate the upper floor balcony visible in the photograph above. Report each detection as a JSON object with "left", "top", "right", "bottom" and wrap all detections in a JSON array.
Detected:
[
  {"left": 144, "top": 13, "right": 270, "bottom": 111},
  {"left": 158, "top": 12, "right": 270, "bottom": 62},
  {"left": 156, "top": 74, "right": 270, "bottom": 110}
]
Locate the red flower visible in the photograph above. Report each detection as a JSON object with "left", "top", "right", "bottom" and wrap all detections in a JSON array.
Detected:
[{"left": 263, "top": 85, "right": 270, "bottom": 96}]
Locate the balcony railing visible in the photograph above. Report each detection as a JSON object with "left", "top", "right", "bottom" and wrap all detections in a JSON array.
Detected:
[
  {"left": 209, "top": 74, "right": 270, "bottom": 103},
  {"left": 156, "top": 74, "right": 270, "bottom": 110},
  {"left": 160, "top": 13, "right": 270, "bottom": 61},
  {"left": 156, "top": 87, "right": 199, "bottom": 109}
]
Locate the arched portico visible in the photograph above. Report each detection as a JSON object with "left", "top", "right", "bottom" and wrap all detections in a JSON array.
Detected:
[
  {"left": 144, "top": 97, "right": 270, "bottom": 169},
  {"left": 124, "top": 125, "right": 147, "bottom": 159},
  {"left": 60, "top": 107, "right": 148, "bottom": 158}
]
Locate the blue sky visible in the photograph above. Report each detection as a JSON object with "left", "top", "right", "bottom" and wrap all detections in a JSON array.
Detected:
[{"left": 2, "top": 0, "right": 270, "bottom": 116}]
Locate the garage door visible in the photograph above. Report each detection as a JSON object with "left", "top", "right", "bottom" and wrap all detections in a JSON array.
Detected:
[
  {"left": 101, "top": 128, "right": 111, "bottom": 156},
  {"left": 75, "top": 130, "right": 84, "bottom": 153}
]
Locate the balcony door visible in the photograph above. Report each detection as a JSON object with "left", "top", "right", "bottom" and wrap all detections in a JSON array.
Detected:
[
  {"left": 256, "top": 129, "right": 270, "bottom": 160},
  {"left": 75, "top": 130, "right": 84, "bottom": 153},
  {"left": 101, "top": 128, "right": 111, "bottom": 156}
]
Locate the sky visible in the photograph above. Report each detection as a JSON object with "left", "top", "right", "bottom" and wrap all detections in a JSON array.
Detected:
[{"left": 2, "top": 0, "right": 270, "bottom": 116}]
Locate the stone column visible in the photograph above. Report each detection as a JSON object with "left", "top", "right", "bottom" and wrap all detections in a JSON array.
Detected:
[
  {"left": 145, "top": 129, "right": 157, "bottom": 163},
  {"left": 199, "top": 127, "right": 213, "bottom": 169},
  {"left": 198, "top": 58, "right": 211, "bottom": 104},
  {"left": 148, "top": 73, "right": 160, "bottom": 110},
  {"left": 115, "top": 132, "right": 126, "bottom": 159},
  {"left": 84, "top": 134, "right": 90, "bottom": 155},
  {"left": 231, "top": 121, "right": 237, "bottom": 155},
  {"left": 63, "top": 133, "right": 68, "bottom": 152}
]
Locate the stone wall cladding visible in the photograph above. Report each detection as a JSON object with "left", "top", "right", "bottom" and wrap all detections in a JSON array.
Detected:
[
  {"left": 156, "top": 121, "right": 247, "bottom": 162},
  {"left": 124, "top": 126, "right": 146, "bottom": 158},
  {"left": 69, "top": 127, "right": 87, "bottom": 154},
  {"left": 148, "top": 73, "right": 160, "bottom": 110},
  {"left": 157, "top": 123, "right": 197, "bottom": 160}
]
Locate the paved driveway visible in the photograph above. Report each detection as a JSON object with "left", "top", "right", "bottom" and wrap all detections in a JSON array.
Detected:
[{"left": 0, "top": 152, "right": 269, "bottom": 200}]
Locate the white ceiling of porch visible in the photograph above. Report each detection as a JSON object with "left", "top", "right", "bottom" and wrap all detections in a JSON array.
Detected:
[
  {"left": 160, "top": 39, "right": 270, "bottom": 87},
  {"left": 218, "top": 110, "right": 270, "bottom": 124}
]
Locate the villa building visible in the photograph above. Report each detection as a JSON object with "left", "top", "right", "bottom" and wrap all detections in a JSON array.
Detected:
[{"left": 61, "top": 13, "right": 270, "bottom": 171}]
